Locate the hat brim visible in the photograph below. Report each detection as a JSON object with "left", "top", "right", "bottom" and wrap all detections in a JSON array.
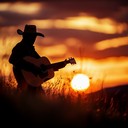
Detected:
[{"left": 17, "top": 29, "right": 45, "bottom": 37}]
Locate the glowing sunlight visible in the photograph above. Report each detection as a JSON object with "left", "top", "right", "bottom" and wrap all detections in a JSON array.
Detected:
[{"left": 71, "top": 74, "right": 90, "bottom": 91}]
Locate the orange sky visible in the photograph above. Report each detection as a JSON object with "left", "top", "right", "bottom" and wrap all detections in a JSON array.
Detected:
[{"left": 0, "top": 1, "right": 128, "bottom": 90}]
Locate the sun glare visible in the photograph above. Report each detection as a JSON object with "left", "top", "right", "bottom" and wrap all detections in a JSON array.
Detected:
[{"left": 71, "top": 74, "right": 90, "bottom": 91}]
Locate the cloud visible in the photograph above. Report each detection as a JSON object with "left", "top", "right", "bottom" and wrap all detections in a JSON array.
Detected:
[
  {"left": 95, "top": 36, "right": 128, "bottom": 50},
  {"left": 30, "top": 16, "right": 127, "bottom": 34},
  {"left": 0, "top": 2, "right": 43, "bottom": 26},
  {"left": 93, "top": 45, "right": 128, "bottom": 59},
  {"left": 41, "top": 1, "right": 128, "bottom": 22}
]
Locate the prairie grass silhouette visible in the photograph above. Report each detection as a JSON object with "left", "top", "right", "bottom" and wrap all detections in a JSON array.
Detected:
[{"left": 0, "top": 74, "right": 128, "bottom": 128}]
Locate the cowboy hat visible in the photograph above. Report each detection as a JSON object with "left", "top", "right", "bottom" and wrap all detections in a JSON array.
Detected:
[{"left": 17, "top": 24, "right": 44, "bottom": 37}]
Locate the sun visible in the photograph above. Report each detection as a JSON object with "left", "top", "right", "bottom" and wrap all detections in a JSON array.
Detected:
[{"left": 71, "top": 73, "right": 90, "bottom": 91}]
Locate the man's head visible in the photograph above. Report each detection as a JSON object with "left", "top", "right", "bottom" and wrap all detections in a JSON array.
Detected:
[{"left": 17, "top": 25, "right": 44, "bottom": 45}]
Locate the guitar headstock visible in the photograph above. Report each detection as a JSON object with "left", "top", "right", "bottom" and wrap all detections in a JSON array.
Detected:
[{"left": 65, "top": 57, "right": 76, "bottom": 65}]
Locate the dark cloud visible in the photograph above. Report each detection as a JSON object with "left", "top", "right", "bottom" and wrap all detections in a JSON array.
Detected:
[
  {"left": 93, "top": 45, "right": 128, "bottom": 59},
  {"left": 40, "top": 28, "right": 128, "bottom": 59},
  {"left": 0, "top": 11, "right": 30, "bottom": 26},
  {"left": 71, "top": 45, "right": 128, "bottom": 59},
  {"left": 40, "top": 1, "right": 128, "bottom": 22},
  {"left": 42, "top": 28, "right": 125, "bottom": 44}
]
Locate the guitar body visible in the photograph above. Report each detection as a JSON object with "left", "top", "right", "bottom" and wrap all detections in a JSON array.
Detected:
[
  {"left": 22, "top": 56, "right": 54, "bottom": 87},
  {"left": 21, "top": 56, "right": 76, "bottom": 87}
]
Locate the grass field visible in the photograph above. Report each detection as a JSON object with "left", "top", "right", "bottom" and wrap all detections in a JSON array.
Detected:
[{"left": 0, "top": 74, "right": 128, "bottom": 128}]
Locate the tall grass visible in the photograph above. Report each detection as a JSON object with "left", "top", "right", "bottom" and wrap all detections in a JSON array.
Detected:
[{"left": 0, "top": 74, "right": 128, "bottom": 128}]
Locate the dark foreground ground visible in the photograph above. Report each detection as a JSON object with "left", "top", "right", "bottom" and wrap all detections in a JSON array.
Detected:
[{"left": 0, "top": 84, "right": 128, "bottom": 128}]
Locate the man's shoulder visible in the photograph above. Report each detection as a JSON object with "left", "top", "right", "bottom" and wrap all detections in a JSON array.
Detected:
[{"left": 12, "top": 42, "right": 26, "bottom": 50}]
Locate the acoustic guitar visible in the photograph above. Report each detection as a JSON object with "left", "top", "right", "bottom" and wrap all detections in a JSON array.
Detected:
[{"left": 21, "top": 56, "right": 76, "bottom": 87}]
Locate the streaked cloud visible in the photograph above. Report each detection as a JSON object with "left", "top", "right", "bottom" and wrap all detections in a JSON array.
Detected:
[
  {"left": 0, "top": 2, "right": 42, "bottom": 15},
  {"left": 95, "top": 36, "right": 128, "bottom": 50},
  {"left": 30, "top": 16, "right": 127, "bottom": 34}
]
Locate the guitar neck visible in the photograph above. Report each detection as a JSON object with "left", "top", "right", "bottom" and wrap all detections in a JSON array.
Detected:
[{"left": 46, "top": 60, "right": 67, "bottom": 70}]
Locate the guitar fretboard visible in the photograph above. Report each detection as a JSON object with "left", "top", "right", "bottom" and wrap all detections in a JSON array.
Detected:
[{"left": 46, "top": 61, "right": 66, "bottom": 71}]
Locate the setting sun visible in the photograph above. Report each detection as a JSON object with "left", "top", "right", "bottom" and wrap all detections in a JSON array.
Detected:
[{"left": 71, "top": 74, "right": 90, "bottom": 91}]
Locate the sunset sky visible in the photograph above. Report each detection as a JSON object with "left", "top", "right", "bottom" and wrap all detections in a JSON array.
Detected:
[{"left": 0, "top": 0, "right": 128, "bottom": 89}]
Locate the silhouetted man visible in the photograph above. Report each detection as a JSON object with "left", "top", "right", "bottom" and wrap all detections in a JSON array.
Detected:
[
  {"left": 9, "top": 25, "right": 45, "bottom": 93},
  {"left": 9, "top": 24, "right": 71, "bottom": 94}
]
